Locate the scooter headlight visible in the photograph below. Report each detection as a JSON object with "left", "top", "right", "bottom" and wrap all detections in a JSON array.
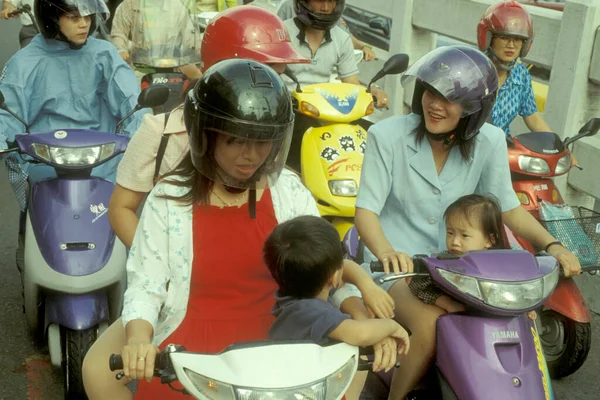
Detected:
[
  {"left": 32, "top": 143, "right": 116, "bottom": 166},
  {"left": 329, "top": 180, "right": 358, "bottom": 197},
  {"left": 437, "top": 264, "right": 559, "bottom": 311},
  {"left": 184, "top": 356, "right": 355, "bottom": 400},
  {"left": 518, "top": 155, "right": 551, "bottom": 174},
  {"left": 555, "top": 154, "right": 571, "bottom": 175}
]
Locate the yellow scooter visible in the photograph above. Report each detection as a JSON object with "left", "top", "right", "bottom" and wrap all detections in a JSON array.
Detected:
[{"left": 285, "top": 54, "right": 409, "bottom": 238}]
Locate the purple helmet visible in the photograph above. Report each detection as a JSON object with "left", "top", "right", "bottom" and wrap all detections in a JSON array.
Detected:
[{"left": 401, "top": 45, "right": 498, "bottom": 141}]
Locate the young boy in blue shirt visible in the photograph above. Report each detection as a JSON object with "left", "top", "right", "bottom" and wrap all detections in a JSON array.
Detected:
[{"left": 264, "top": 215, "right": 410, "bottom": 398}]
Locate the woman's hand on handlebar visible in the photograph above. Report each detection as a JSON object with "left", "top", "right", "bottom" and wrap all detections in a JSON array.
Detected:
[
  {"left": 546, "top": 244, "right": 581, "bottom": 277},
  {"left": 370, "top": 86, "right": 389, "bottom": 109},
  {"left": 377, "top": 249, "right": 413, "bottom": 275},
  {"left": 121, "top": 339, "right": 158, "bottom": 382}
]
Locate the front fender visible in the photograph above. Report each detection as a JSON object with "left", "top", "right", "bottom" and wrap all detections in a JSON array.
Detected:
[
  {"left": 44, "top": 293, "right": 109, "bottom": 331},
  {"left": 544, "top": 279, "right": 591, "bottom": 323}
]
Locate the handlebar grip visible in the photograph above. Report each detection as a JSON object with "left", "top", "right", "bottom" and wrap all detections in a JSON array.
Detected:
[
  {"left": 370, "top": 261, "right": 384, "bottom": 273},
  {"left": 109, "top": 354, "right": 124, "bottom": 371},
  {"left": 370, "top": 257, "right": 428, "bottom": 274}
]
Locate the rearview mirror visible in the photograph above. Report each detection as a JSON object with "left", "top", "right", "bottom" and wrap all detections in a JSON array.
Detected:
[
  {"left": 368, "top": 53, "right": 410, "bottom": 91},
  {"left": 137, "top": 85, "right": 170, "bottom": 109},
  {"left": 381, "top": 53, "right": 410, "bottom": 76},
  {"left": 369, "top": 18, "right": 389, "bottom": 37},
  {"left": 578, "top": 118, "right": 600, "bottom": 137}
]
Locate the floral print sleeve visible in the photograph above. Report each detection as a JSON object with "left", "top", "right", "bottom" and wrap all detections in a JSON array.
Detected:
[{"left": 121, "top": 184, "right": 173, "bottom": 332}]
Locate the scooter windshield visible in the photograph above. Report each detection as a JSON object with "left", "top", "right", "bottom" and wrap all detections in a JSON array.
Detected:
[
  {"left": 513, "top": 131, "right": 565, "bottom": 154},
  {"left": 130, "top": 0, "right": 201, "bottom": 68}
]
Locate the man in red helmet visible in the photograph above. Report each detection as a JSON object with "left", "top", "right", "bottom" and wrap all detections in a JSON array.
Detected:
[
  {"left": 200, "top": 4, "right": 310, "bottom": 75},
  {"left": 477, "top": 0, "right": 551, "bottom": 136}
]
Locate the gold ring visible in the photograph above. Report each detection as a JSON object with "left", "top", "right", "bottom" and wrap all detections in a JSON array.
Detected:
[{"left": 137, "top": 356, "right": 146, "bottom": 361}]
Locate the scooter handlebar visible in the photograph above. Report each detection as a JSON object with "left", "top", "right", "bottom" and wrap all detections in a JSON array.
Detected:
[
  {"left": 109, "top": 354, "right": 123, "bottom": 371},
  {"left": 370, "top": 257, "right": 427, "bottom": 274}
]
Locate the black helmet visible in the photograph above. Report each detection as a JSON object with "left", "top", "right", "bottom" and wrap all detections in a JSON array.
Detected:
[
  {"left": 401, "top": 45, "right": 498, "bottom": 142},
  {"left": 184, "top": 59, "right": 294, "bottom": 190},
  {"left": 35, "top": 0, "right": 109, "bottom": 48},
  {"left": 293, "top": 0, "right": 345, "bottom": 31}
]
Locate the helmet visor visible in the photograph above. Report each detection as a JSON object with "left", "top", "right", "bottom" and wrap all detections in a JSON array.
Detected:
[
  {"left": 190, "top": 109, "right": 293, "bottom": 189},
  {"left": 61, "top": 0, "right": 110, "bottom": 19},
  {"left": 401, "top": 47, "right": 494, "bottom": 116}
]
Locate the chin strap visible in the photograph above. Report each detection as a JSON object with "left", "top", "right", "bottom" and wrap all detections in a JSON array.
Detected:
[
  {"left": 425, "top": 130, "right": 455, "bottom": 146},
  {"left": 486, "top": 50, "right": 517, "bottom": 72}
]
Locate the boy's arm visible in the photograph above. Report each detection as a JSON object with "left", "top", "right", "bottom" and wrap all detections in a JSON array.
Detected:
[
  {"left": 329, "top": 318, "right": 406, "bottom": 347},
  {"left": 341, "top": 260, "right": 394, "bottom": 319}
]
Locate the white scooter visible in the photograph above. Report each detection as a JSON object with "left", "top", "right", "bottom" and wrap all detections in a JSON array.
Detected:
[{"left": 110, "top": 341, "right": 364, "bottom": 399}]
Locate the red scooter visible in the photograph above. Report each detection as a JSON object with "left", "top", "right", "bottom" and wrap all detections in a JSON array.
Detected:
[{"left": 505, "top": 118, "right": 600, "bottom": 378}]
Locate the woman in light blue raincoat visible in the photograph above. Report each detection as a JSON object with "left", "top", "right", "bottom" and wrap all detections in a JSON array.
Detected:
[{"left": 0, "top": 0, "right": 143, "bottom": 211}]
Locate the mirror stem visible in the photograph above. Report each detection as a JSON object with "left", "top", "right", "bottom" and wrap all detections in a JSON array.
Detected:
[
  {"left": 116, "top": 105, "right": 142, "bottom": 134},
  {"left": 0, "top": 104, "right": 30, "bottom": 134}
]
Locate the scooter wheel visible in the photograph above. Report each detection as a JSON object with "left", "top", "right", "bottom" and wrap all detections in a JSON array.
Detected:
[{"left": 539, "top": 310, "right": 591, "bottom": 379}]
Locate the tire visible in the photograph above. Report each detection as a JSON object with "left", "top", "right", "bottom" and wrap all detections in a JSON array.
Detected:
[
  {"left": 538, "top": 309, "right": 591, "bottom": 379},
  {"left": 63, "top": 327, "right": 98, "bottom": 400}
]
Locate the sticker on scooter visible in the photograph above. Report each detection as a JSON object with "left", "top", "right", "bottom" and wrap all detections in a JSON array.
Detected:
[
  {"left": 320, "top": 147, "right": 341, "bottom": 162},
  {"left": 355, "top": 129, "right": 366, "bottom": 141},
  {"left": 533, "top": 184, "right": 549, "bottom": 191},
  {"left": 532, "top": 326, "right": 552, "bottom": 400},
  {"left": 320, "top": 132, "right": 332, "bottom": 141},
  {"left": 359, "top": 141, "right": 366, "bottom": 155},
  {"left": 339, "top": 135, "right": 356, "bottom": 152},
  {"left": 327, "top": 158, "right": 349, "bottom": 176},
  {"left": 153, "top": 77, "right": 169, "bottom": 84},
  {"left": 54, "top": 130, "right": 68, "bottom": 139},
  {"left": 90, "top": 203, "right": 108, "bottom": 223}
]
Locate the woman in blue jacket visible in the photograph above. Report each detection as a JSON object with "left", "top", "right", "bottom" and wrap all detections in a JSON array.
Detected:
[{"left": 0, "top": 0, "right": 143, "bottom": 210}]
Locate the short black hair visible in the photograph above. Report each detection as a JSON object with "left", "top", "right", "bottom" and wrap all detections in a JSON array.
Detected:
[
  {"left": 444, "top": 194, "right": 506, "bottom": 249},
  {"left": 263, "top": 216, "right": 344, "bottom": 299}
]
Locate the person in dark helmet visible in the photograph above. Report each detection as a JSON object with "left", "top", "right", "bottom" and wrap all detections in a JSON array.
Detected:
[
  {"left": 0, "top": 0, "right": 141, "bottom": 217},
  {"left": 107, "top": 5, "right": 310, "bottom": 250},
  {"left": 354, "top": 45, "right": 581, "bottom": 398},
  {"left": 83, "top": 59, "right": 380, "bottom": 400}
]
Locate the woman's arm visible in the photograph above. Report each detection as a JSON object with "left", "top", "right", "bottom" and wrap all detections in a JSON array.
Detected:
[
  {"left": 355, "top": 207, "right": 413, "bottom": 275},
  {"left": 523, "top": 112, "right": 552, "bottom": 132},
  {"left": 108, "top": 184, "right": 145, "bottom": 248},
  {"left": 503, "top": 205, "right": 581, "bottom": 276}
]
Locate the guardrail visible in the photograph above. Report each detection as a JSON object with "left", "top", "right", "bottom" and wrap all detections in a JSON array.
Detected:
[{"left": 348, "top": 0, "right": 600, "bottom": 205}]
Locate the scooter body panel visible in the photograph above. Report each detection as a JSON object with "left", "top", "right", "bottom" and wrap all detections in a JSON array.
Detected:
[
  {"left": 301, "top": 123, "right": 366, "bottom": 218},
  {"left": 29, "top": 177, "right": 116, "bottom": 276},
  {"left": 23, "top": 213, "right": 126, "bottom": 332},
  {"left": 437, "top": 313, "right": 554, "bottom": 400},
  {"left": 141, "top": 72, "right": 186, "bottom": 113}
]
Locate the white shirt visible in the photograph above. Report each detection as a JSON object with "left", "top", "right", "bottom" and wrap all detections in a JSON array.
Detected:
[
  {"left": 121, "top": 169, "right": 361, "bottom": 346},
  {"left": 8, "top": 0, "right": 34, "bottom": 26}
]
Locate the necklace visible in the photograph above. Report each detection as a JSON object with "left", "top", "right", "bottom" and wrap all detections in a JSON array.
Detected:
[{"left": 212, "top": 189, "right": 247, "bottom": 207}]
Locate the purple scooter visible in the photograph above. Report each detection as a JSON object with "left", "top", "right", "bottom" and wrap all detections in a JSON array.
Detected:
[
  {"left": 0, "top": 86, "right": 168, "bottom": 398},
  {"left": 343, "top": 229, "right": 572, "bottom": 399}
]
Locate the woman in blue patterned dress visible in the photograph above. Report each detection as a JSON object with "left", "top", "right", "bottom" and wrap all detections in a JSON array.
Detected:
[{"left": 477, "top": 0, "right": 552, "bottom": 137}]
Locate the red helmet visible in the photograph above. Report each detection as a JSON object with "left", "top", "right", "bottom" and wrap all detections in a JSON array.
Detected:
[
  {"left": 477, "top": 1, "right": 534, "bottom": 58},
  {"left": 200, "top": 6, "right": 310, "bottom": 72}
]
